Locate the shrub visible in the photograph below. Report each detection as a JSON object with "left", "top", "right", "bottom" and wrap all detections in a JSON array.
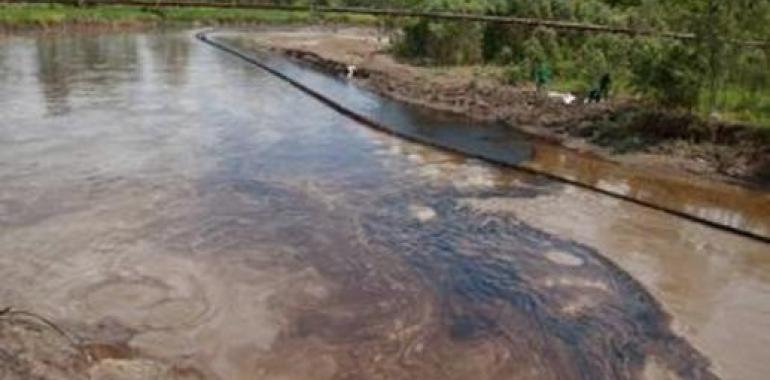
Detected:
[
  {"left": 503, "top": 64, "right": 527, "bottom": 85},
  {"left": 629, "top": 40, "right": 704, "bottom": 110},
  {"left": 395, "top": 19, "right": 430, "bottom": 58}
]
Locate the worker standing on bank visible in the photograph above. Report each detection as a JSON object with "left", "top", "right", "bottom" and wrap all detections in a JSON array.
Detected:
[
  {"left": 588, "top": 73, "right": 612, "bottom": 103},
  {"left": 599, "top": 73, "right": 611, "bottom": 101},
  {"left": 534, "top": 61, "right": 551, "bottom": 95}
]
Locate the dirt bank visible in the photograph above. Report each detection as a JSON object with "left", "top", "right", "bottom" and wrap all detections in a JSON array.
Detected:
[{"left": 247, "top": 27, "right": 770, "bottom": 187}]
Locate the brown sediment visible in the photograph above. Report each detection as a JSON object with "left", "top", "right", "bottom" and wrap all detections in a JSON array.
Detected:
[
  {"left": 0, "top": 316, "right": 89, "bottom": 380},
  {"left": 0, "top": 310, "right": 174, "bottom": 380}
]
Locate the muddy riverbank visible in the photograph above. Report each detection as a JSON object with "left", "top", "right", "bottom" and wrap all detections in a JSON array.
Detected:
[{"left": 247, "top": 27, "right": 770, "bottom": 187}]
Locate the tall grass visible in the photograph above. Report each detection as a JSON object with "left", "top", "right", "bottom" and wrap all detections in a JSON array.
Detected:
[
  {"left": 0, "top": 4, "right": 154, "bottom": 26},
  {"left": 0, "top": 3, "right": 377, "bottom": 28},
  {"left": 709, "top": 86, "right": 770, "bottom": 127}
]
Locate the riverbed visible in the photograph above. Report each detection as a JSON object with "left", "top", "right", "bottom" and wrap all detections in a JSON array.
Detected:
[{"left": 1, "top": 30, "right": 769, "bottom": 380}]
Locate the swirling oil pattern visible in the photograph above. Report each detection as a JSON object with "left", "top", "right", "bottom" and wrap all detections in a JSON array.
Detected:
[
  {"left": 357, "top": 187, "right": 716, "bottom": 380},
  {"left": 1, "top": 30, "right": 769, "bottom": 380}
]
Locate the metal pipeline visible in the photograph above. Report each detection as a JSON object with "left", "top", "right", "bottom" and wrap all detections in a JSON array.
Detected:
[{"left": 196, "top": 30, "right": 770, "bottom": 245}]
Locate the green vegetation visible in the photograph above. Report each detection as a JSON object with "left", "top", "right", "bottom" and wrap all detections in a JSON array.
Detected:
[
  {"left": 151, "top": 6, "right": 375, "bottom": 24},
  {"left": 0, "top": 4, "right": 154, "bottom": 26},
  {"left": 0, "top": 3, "right": 376, "bottom": 28},
  {"left": 381, "top": 0, "right": 770, "bottom": 126}
]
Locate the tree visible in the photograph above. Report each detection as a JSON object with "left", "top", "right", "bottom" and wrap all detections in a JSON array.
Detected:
[{"left": 629, "top": 40, "right": 703, "bottom": 109}]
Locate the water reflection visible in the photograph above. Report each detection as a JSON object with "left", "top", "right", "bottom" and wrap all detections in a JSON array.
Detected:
[
  {"left": 212, "top": 33, "right": 535, "bottom": 167},
  {"left": 0, "top": 30, "right": 768, "bottom": 380},
  {"left": 212, "top": 31, "right": 770, "bottom": 240},
  {"left": 147, "top": 33, "right": 191, "bottom": 87},
  {"left": 526, "top": 143, "right": 770, "bottom": 238},
  {"left": 34, "top": 33, "right": 141, "bottom": 116},
  {"left": 35, "top": 37, "right": 73, "bottom": 115}
]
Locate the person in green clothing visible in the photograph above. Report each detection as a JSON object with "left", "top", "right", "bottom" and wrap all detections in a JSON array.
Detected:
[{"left": 533, "top": 61, "right": 552, "bottom": 94}]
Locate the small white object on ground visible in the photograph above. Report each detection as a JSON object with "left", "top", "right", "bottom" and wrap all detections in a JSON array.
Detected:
[
  {"left": 548, "top": 91, "right": 577, "bottom": 105},
  {"left": 346, "top": 65, "right": 357, "bottom": 79},
  {"left": 409, "top": 205, "right": 437, "bottom": 222}
]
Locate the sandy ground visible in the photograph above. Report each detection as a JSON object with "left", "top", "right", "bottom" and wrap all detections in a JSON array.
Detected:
[{"left": 244, "top": 26, "right": 770, "bottom": 187}]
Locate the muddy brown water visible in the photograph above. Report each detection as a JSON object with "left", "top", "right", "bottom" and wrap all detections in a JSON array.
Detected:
[{"left": 0, "top": 30, "right": 769, "bottom": 380}]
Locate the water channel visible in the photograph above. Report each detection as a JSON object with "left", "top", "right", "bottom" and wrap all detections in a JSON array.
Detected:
[{"left": 1, "top": 30, "right": 769, "bottom": 380}]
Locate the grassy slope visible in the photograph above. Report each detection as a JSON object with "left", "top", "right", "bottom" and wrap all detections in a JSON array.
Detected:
[
  {"left": 0, "top": 3, "right": 376, "bottom": 27},
  {"left": 711, "top": 86, "right": 770, "bottom": 126}
]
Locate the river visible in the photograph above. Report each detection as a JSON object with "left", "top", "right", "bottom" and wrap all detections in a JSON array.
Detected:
[{"left": 0, "top": 30, "right": 768, "bottom": 380}]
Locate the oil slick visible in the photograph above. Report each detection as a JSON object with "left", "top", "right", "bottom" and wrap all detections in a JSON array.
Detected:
[{"left": 2, "top": 30, "right": 767, "bottom": 380}]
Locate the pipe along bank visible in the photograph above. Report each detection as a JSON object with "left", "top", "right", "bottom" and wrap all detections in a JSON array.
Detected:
[{"left": 196, "top": 30, "right": 770, "bottom": 246}]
